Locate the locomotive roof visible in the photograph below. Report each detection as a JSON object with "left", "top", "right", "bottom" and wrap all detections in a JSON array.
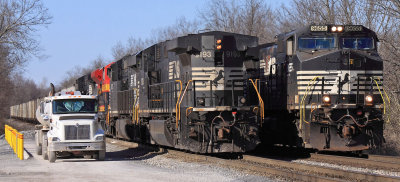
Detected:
[{"left": 278, "top": 25, "right": 379, "bottom": 41}]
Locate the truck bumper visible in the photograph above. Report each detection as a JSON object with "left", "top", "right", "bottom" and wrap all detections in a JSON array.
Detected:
[{"left": 48, "top": 141, "right": 105, "bottom": 152}]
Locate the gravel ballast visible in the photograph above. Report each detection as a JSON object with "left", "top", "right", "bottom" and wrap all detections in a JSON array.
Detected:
[{"left": 0, "top": 130, "right": 272, "bottom": 182}]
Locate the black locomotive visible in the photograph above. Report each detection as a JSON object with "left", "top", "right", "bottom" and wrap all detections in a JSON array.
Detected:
[
  {"left": 13, "top": 25, "right": 388, "bottom": 153},
  {"left": 244, "top": 25, "right": 388, "bottom": 151},
  {"left": 81, "top": 31, "right": 262, "bottom": 153}
]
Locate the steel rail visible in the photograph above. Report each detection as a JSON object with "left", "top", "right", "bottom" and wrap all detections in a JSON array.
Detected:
[
  {"left": 368, "top": 154, "right": 400, "bottom": 164},
  {"left": 105, "top": 137, "right": 400, "bottom": 181},
  {"left": 243, "top": 155, "right": 400, "bottom": 182},
  {"left": 310, "top": 153, "right": 400, "bottom": 170},
  {"left": 167, "top": 150, "right": 340, "bottom": 182}
]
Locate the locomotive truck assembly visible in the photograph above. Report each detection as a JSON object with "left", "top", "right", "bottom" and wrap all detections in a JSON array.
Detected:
[{"left": 10, "top": 24, "right": 389, "bottom": 154}]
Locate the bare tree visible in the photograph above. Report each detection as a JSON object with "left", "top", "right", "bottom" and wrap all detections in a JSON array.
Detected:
[
  {"left": 111, "top": 41, "right": 127, "bottom": 61},
  {"left": 150, "top": 16, "right": 201, "bottom": 43},
  {"left": 111, "top": 16, "right": 200, "bottom": 61},
  {"left": 0, "top": 0, "right": 51, "bottom": 118},
  {"left": 199, "top": 0, "right": 277, "bottom": 43},
  {"left": 199, "top": 0, "right": 241, "bottom": 33},
  {"left": 59, "top": 55, "right": 107, "bottom": 89},
  {"left": 0, "top": 0, "right": 52, "bottom": 69}
]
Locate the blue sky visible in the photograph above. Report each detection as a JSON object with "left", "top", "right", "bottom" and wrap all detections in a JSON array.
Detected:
[{"left": 24, "top": 0, "right": 289, "bottom": 85}]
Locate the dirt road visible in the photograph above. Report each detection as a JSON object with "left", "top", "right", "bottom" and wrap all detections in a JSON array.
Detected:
[{"left": 0, "top": 130, "right": 271, "bottom": 182}]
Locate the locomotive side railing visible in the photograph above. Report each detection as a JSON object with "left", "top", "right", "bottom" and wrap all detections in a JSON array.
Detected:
[
  {"left": 373, "top": 77, "right": 391, "bottom": 123},
  {"left": 249, "top": 79, "right": 264, "bottom": 126},
  {"left": 148, "top": 80, "right": 181, "bottom": 113},
  {"left": 299, "top": 76, "right": 320, "bottom": 130}
]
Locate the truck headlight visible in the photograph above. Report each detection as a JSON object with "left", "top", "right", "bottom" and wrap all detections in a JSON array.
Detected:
[
  {"left": 95, "top": 135, "right": 104, "bottom": 141},
  {"left": 52, "top": 137, "right": 60, "bottom": 142}
]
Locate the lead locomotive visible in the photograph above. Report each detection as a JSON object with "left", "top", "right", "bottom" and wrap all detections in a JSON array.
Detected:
[{"left": 245, "top": 25, "right": 388, "bottom": 151}]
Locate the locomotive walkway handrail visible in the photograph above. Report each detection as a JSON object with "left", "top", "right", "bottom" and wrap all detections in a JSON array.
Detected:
[
  {"left": 4, "top": 125, "right": 24, "bottom": 160},
  {"left": 175, "top": 80, "right": 182, "bottom": 129},
  {"left": 249, "top": 79, "right": 264, "bottom": 126},
  {"left": 373, "top": 77, "right": 391, "bottom": 123},
  {"left": 177, "top": 80, "right": 193, "bottom": 129},
  {"left": 299, "top": 76, "right": 320, "bottom": 130},
  {"left": 132, "top": 88, "right": 139, "bottom": 124}
]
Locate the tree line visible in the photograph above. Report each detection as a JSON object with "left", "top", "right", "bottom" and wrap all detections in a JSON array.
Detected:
[{"left": 2, "top": 0, "right": 400, "bottom": 154}]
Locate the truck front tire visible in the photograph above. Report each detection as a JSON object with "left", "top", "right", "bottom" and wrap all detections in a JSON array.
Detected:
[
  {"left": 48, "top": 151, "right": 56, "bottom": 163},
  {"left": 97, "top": 150, "right": 105, "bottom": 161},
  {"left": 36, "top": 144, "right": 42, "bottom": 155},
  {"left": 42, "top": 134, "right": 48, "bottom": 160},
  {"left": 35, "top": 131, "right": 42, "bottom": 155}
]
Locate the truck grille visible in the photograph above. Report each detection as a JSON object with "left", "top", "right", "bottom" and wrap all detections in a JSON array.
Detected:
[{"left": 65, "top": 125, "right": 90, "bottom": 140}]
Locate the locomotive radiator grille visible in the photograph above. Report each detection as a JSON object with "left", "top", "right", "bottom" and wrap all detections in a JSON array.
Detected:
[
  {"left": 191, "top": 67, "right": 243, "bottom": 91},
  {"left": 297, "top": 70, "right": 383, "bottom": 95},
  {"left": 65, "top": 125, "right": 90, "bottom": 140}
]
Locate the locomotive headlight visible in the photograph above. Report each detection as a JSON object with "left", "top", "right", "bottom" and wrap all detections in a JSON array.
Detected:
[
  {"left": 337, "top": 26, "right": 343, "bottom": 32},
  {"left": 365, "top": 95, "right": 373, "bottom": 103},
  {"left": 239, "top": 97, "right": 246, "bottom": 104},
  {"left": 331, "top": 26, "right": 337, "bottom": 32},
  {"left": 197, "top": 97, "right": 205, "bottom": 106},
  {"left": 322, "top": 95, "right": 331, "bottom": 104}
]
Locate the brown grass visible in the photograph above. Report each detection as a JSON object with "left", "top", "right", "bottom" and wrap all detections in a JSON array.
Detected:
[{"left": 0, "top": 118, "right": 37, "bottom": 136}]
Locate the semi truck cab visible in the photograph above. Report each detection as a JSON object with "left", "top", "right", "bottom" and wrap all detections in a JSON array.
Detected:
[{"left": 35, "top": 91, "right": 105, "bottom": 162}]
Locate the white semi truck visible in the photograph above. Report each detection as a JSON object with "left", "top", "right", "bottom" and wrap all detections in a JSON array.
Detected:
[{"left": 35, "top": 87, "right": 105, "bottom": 163}]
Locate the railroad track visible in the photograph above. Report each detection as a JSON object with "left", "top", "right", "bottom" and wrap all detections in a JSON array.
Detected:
[
  {"left": 106, "top": 138, "right": 400, "bottom": 181},
  {"left": 309, "top": 153, "right": 400, "bottom": 171},
  {"left": 368, "top": 154, "right": 400, "bottom": 165}
]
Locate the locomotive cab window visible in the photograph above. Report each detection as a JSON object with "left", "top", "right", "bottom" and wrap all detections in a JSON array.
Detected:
[
  {"left": 341, "top": 37, "right": 374, "bottom": 50},
  {"left": 298, "top": 37, "right": 335, "bottom": 49}
]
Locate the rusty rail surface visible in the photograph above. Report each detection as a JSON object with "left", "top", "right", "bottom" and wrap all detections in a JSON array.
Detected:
[
  {"left": 243, "top": 155, "right": 400, "bottom": 182},
  {"left": 368, "top": 154, "right": 400, "bottom": 165},
  {"left": 167, "top": 150, "right": 339, "bottom": 182},
  {"left": 310, "top": 153, "right": 400, "bottom": 170}
]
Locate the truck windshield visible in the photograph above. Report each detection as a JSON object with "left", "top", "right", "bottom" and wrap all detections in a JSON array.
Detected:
[
  {"left": 341, "top": 37, "right": 373, "bottom": 49},
  {"left": 298, "top": 37, "right": 335, "bottom": 49},
  {"left": 53, "top": 99, "right": 97, "bottom": 114}
]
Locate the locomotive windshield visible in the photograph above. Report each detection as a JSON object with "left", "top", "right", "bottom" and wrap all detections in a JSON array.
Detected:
[
  {"left": 298, "top": 37, "right": 335, "bottom": 49},
  {"left": 53, "top": 99, "right": 97, "bottom": 114},
  {"left": 341, "top": 37, "right": 373, "bottom": 49}
]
